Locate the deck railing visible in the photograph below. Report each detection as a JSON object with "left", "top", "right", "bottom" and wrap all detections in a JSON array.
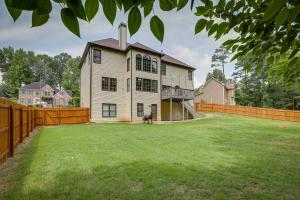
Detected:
[{"left": 161, "top": 87, "right": 194, "bottom": 100}]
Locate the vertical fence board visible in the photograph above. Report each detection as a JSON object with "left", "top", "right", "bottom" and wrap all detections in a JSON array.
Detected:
[
  {"left": 1, "top": 97, "right": 90, "bottom": 165},
  {"left": 195, "top": 103, "right": 300, "bottom": 122}
]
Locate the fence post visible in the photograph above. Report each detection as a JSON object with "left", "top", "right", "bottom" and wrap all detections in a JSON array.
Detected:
[
  {"left": 20, "top": 108, "right": 23, "bottom": 143},
  {"left": 58, "top": 109, "right": 60, "bottom": 126},
  {"left": 27, "top": 110, "right": 30, "bottom": 137},
  {"left": 9, "top": 105, "right": 14, "bottom": 157}
]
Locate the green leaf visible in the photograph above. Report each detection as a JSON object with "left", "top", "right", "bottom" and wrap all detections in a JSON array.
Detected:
[
  {"left": 85, "top": 0, "right": 99, "bottom": 21},
  {"left": 32, "top": 10, "right": 49, "bottom": 27},
  {"left": 143, "top": 1, "right": 153, "bottom": 17},
  {"left": 217, "top": 0, "right": 225, "bottom": 9},
  {"left": 5, "top": 0, "right": 22, "bottom": 21},
  {"left": 36, "top": 0, "right": 52, "bottom": 15},
  {"left": 225, "top": 0, "right": 234, "bottom": 10},
  {"left": 195, "top": 19, "right": 207, "bottom": 34},
  {"left": 263, "top": 0, "right": 285, "bottom": 21},
  {"left": 128, "top": 7, "right": 141, "bottom": 36},
  {"left": 100, "top": 0, "right": 116, "bottom": 24},
  {"left": 205, "top": 20, "right": 213, "bottom": 31},
  {"left": 280, "top": 42, "right": 290, "bottom": 54},
  {"left": 177, "top": 0, "right": 188, "bottom": 11},
  {"left": 275, "top": 8, "right": 289, "bottom": 29},
  {"left": 208, "top": 23, "right": 218, "bottom": 36},
  {"left": 288, "top": 4, "right": 300, "bottom": 22},
  {"left": 61, "top": 8, "right": 80, "bottom": 37},
  {"left": 66, "top": 0, "right": 86, "bottom": 20},
  {"left": 115, "top": 0, "right": 122, "bottom": 10},
  {"left": 11, "top": 0, "right": 37, "bottom": 10},
  {"left": 267, "top": 55, "right": 274, "bottom": 64},
  {"left": 223, "top": 39, "right": 236, "bottom": 46},
  {"left": 160, "top": 0, "right": 177, "bottom": 11},
  {"left": 288, "top": 57, "right": 298, "bottom": 67},
  {"left": 150, "top": 16, "right": 164, "bottom": 42},
  {"left": 123, "top": 0, "right": 136, "bottom": 13}
]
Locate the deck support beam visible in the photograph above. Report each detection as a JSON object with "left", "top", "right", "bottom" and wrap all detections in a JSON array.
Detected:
[
  {"left": 182, "top": 99, "right": 184, "bottom": 121},
  {"left": 170, "top": 97, "right": 173, "bottom": 121}
]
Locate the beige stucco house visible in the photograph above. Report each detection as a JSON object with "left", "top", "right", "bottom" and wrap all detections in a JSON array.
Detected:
[
  {"left": 53, "top": 90, "right": 73, "bottom": 107},
  {"left": 19, "top": 82, "right": 73, "bottom": 107},
  {"left": 194, "top": 78, "right": 235, "bottom": 105},
  {"left": 19, "top": 82, "right": 54, "bottom": 107},
  {"left": 79, "top": 23, "right": 197, "bottom": 122}
]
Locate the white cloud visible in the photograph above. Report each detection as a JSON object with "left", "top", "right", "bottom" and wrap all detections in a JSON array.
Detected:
[
  {"left": 171, "top": 46, "right": 213, "bottom": 87},
  {"left": 63, "top": 44, "right": 86, "bottom": 57}
]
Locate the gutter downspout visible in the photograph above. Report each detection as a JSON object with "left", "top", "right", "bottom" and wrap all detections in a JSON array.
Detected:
[
  {"left": 89, "top": 47, "right": 93, "bottom": 119},
  {"left": 130, "top": 49, "right": 133, "bottom": 121}
]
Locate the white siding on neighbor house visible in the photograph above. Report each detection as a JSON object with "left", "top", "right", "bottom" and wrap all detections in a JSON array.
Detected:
[
  {"left": 91, "top": 47, "right": 130, "bottom": 122},
  {"left": 225, "top": 89, "right": 235, "bottom": 105},
  {"left": 161, "top": 63, "right": 194, "bottom": 90},
  {"left": 131, "top": 49, "right": 161, "bottom": 121},
  {"left": 80, "top": 50, "right": 91, "bottom": 108}
]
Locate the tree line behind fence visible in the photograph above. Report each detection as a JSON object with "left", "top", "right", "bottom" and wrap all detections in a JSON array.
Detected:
[{"left": 0, "top": 98, "right": 89, "bottom": 165}]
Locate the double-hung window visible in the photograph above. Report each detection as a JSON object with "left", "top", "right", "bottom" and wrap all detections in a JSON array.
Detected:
[
  {"left": 161, "top": 63, "right": 166, "bottom": 76},
  {"left": 136, "top": 78, "right": 142, "bottom": 91},
  {"left": 152, "top": 58, "right": 158, "bottom": 74},
  {"left": 93, "top": 49, "right": 101, "bottom": 64},
  {"left": 143, "top": 55, "right": 151, "bottom": 72},
  {"left": 151, "top": 80, "right": 158, "bottom": 93},
  {"left": 127, "top": 58, "right": 130, "bottom": 72},
  {"left": 143, "top": 79, "right": 151, "bottom": 92},
  {"left": 102, "top": 104, "right": 116, "bottom": 117},
  {"left": 127, "top": 78, "right": 130, "bottom": 92},
  {"left": 188, "top": 70, "right": 193, "bottom": 80},
  {"left": 102, "top": 77, "right": 117, "bottom": 91},
  {"left": 136, "top": 54, "right": 142, "bottom": 70}
]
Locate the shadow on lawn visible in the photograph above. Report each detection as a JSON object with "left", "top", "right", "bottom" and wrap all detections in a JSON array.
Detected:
[
  {"left": 1, "top": 160, "right": 251, "bottom": 200},
  {"left": 3, "top": 158, "right": 299, "bottom": 200}
]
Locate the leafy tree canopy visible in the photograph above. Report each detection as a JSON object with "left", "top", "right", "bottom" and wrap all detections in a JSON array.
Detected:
[
  {"left": 0, "top": 47, "right": 81, "bottom": 99},
  {"left": 206, "top": 68, "right": 227, "bottom": 83},
  {"left": 4, "top": 0, "right": 300, "bottom": 70}
]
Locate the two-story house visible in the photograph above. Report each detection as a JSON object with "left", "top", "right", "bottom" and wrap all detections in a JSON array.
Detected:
[
  {"left": 53, "top": 89, "right": 73, "bottom": 107},
  {"left": 79, "top": 23, "right": 197, "bottom": 122},
  {"left": 194, "top": 78, "right": 236, "bottom": 105},
  {"left": 19, "top": 82, "right": 54, "bottom": 106}
]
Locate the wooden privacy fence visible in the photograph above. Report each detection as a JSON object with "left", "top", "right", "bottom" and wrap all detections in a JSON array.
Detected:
[
  {"left": 0, "top": 98, "right": 89, "bottom": 165},
  {"left": 195, "top": 103, "right": 300, "bottom": 122}
]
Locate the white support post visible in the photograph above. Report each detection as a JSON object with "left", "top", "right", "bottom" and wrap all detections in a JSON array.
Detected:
[
  {"left": 170, "top": 97, "right": 173, "bottom": 121},
  {"left": 182, "top": 99, "right": 184, "bottom": 121}
]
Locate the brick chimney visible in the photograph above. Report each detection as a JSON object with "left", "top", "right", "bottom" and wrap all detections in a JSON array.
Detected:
[{"left": 118, "top": 22, "right": 127, "bottom": 50}]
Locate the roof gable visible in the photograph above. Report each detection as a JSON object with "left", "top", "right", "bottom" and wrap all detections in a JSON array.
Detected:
[
  {"left": 80, "top": 38, "right": 196, "bottom": 70},
  {"left": 21, "top": 82, "right": 52, "bottom": 90}
]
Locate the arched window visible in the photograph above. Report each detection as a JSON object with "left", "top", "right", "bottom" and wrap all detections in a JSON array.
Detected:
[
  {"left": 143, "top": 55, "right": 151, "bottom": 72},
  {"left": 136, "top": 54, "right": 142, "bottom": 70},
  {"left": 152, "top": 58, "right": 158, "bottom": 74}
]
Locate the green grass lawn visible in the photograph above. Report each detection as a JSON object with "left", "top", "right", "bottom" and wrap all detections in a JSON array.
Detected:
[{"left": 1, "top": 113, "right": 300, "bottom": 200}]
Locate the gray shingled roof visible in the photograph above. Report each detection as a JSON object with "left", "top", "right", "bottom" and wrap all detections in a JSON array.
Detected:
[
  {"left": 21, "top": 82, "right": 47, "bottom": 89},
  {"left": 86, "top": 38, "right": 195, "bottom": 70}
]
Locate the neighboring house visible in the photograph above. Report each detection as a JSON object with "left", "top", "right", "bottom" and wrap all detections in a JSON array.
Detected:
[
  {"left": 194, "top": 78, "right": 235, "bottom": 105},
  {"left": 53, "top": 90, "right": 73, "bottom": 107},
  {"left": 19, "top": 82, "right": 73, "bottom": 107},
  {"left": 79, "top": 23, "right": 197, "bottom": 122},
  {"left": 19, "top": 82, "right": 54, "bottom": 107}
]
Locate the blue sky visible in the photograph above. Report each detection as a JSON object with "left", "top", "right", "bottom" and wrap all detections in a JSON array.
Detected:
[{"left": 0, "top": 1, "right": 236, "bottom": 87}]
